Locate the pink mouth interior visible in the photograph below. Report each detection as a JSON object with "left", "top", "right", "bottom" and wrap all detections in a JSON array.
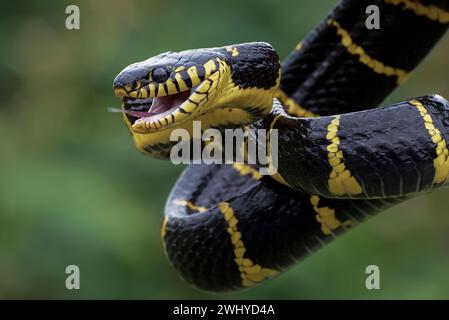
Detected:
[
  {"left": 148, "top": 90, "right": 191, "bottom": 115},
  {"left": 120, "top": 90, "right": 191, "bottom": 120}
]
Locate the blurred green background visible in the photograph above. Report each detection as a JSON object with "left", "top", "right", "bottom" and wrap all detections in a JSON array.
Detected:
[{"left": 0, "top": 0, "right": 448, "bottom": 299}]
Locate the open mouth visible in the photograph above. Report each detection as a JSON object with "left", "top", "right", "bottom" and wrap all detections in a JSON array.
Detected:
[
  {"left": 122, "top": 90, "right": 191, "bottom": 123},
  {"left": 116, "top": 80, "right": 210, "bottom": 133},
  {"left": 113, "top": 57, "right": 224, "bottom": 133}
]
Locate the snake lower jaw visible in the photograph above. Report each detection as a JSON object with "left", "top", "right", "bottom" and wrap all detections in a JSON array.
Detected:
[
  {"left": 126, "top": 80, "right": 220, "bottom": 134},
  {"left": 129, "top": 91, "right": 191, "bottom": 133},
  {"left": 122, "top": 95, "right": 192, "bottom": 135}
]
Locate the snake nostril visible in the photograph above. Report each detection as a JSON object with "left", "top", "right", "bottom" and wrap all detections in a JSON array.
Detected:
[{"left": 152, "top": 67, "right": 169, "bottom": 83}]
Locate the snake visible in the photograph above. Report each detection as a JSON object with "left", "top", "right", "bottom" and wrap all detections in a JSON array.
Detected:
[{"left": 113, "top": 0, "right": 449, "bottom": 292}]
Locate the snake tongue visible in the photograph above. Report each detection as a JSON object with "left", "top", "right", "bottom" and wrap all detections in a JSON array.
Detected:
[{"left": 149, "top": 90, "right": 191, "bottom": 115}]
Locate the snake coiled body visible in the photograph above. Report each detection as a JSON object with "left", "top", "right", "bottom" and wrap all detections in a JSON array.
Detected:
[{"left": 114, "top": 0, "right": 449, "bottom": 292}]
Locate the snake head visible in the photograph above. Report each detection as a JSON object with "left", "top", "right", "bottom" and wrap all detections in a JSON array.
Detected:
[{"left": 113, "top": 42, "right": 280, "bottom": 157}]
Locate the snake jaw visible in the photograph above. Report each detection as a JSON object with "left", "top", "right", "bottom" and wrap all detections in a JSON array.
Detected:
[
  {"left": 114, "top": 56, "right": 228, "bottom": 134},
  {"left": 116, "top": 61, "right": 230, "bottom": 134},
  {"left": 127, "top": 75, "right": 221, "bottom": 134},
  {"left": 129, "top": 89, "right": 192, "bottom": 130}
]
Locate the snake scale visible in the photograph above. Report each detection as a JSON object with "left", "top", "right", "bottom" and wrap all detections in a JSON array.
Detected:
[{"left": 113, "top": 0, "right": 449, "bottom": 292}]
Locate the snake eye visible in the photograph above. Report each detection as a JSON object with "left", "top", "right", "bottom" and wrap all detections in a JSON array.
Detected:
[{"left": 152, "top": 67, "right": 169, "bottom": 83}]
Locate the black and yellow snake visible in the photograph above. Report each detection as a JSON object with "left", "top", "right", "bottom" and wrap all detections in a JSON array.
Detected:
[{"left": 113, "top": 0, "right": 449, "bottom": 292}]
